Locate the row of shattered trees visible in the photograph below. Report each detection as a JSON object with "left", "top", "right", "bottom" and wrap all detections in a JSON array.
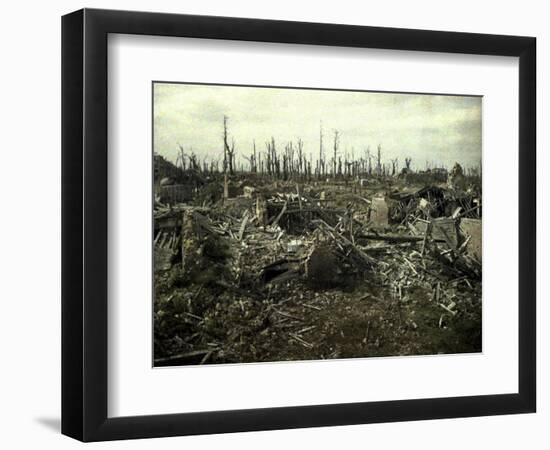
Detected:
[{"left": 155, "top": 116, "right": 481, "bottom": 185}]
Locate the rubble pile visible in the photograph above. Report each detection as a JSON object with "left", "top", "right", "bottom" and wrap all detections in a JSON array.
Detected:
[{"left": 154, "top": 176, "right": 482, "bottom": 366}]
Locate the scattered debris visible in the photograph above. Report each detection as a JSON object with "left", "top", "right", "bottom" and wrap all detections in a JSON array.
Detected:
[{"left": 154, "top": 160, "right": 482, "bottom": 366}]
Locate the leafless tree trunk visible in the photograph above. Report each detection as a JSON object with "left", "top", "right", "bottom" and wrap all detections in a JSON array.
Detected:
[
  {"left": 376, "top": 144, "right": 382, "bottom": 176},
  {"left": 391, "top": 158, "right": 398, "bottom": 176},
  {"left": 319, "top": 121, "right": 324, "bottom": 180},
  {"left": 223, "top": 115, "right": 230, "bottom": 173},
  {"left": 333, "top": 130, "right": 340, "bottom": 177},
  {"left": 227, "top": 138, "right": 236, "bottom": 175}
]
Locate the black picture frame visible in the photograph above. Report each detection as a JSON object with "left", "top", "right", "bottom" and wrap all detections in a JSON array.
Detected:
[{"left": 62, "top": 8, "right": 536, "bottom": 442}]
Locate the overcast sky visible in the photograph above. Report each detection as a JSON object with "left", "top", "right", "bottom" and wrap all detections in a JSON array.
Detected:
[{"left": 153, "top": 82, "right": 482, "bottom": 170}]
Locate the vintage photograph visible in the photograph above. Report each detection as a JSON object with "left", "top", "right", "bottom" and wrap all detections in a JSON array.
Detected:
[{"left": 153, "top": 82, "right": 482, "bottom": 367}]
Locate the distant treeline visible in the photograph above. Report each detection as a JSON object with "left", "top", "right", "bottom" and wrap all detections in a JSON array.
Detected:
[{"left": 155, "top": 115, "right": 481, "bottom": 182}]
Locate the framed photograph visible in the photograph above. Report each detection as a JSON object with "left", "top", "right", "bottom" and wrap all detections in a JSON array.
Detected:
[{"left": 62, "top": 8, "right": 536, "bottom": 441}]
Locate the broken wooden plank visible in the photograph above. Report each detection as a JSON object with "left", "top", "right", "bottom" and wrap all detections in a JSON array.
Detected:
[
  {"left": 154, "top": 349, "right": 214, "bottom": 366},
  {"left": 289, "top": 333, "right": 313, "bottom": 348},
  {"left": 237, "top": 210, "right": 249, "bottom": 241},
  {"left": 272, "top": 309, "right": 303, "bottom": 322},
  {"left": 296, "top": 325, "right": 317, "bottom": 334},
  {"left": 296, "top": 183, "right": 303, "bottom": 211},
  {"left": 421, "top": 221, "right": 433, "bottom": 257},
  {"left": 358, "top": 232, "right": 444, "bottom": 244},
  {"left": 270, "top": 201, "right": 288, "bottom": 227},
  {"left": 302, "top": 303, "right": 322, "bottom": 311},
  {"left": 313, "top": 219, "right": 376, "bottom": 265}
]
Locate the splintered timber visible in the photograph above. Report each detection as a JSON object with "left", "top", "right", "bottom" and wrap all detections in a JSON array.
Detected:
[{"left": 153, "top": 83, "right": 482, "bottom": 367}]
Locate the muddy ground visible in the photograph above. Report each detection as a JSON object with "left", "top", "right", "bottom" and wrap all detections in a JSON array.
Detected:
[{"left": 153, "top": 177, "right": 481, "bottom": 366}]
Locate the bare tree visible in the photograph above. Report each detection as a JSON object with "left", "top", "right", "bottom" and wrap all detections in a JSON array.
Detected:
[
  {"left": 365, "top": 146, "right": 372, "bottom": 175},
  {"left": 296, "top": 138, "right": 304, "bottom": 178},
  {"left": 251, "top": 140, "right": 257, "bottom": 173},
  {"left": 391, "top": 158, "right": 398, "bottom": 176},
  {"left": 376, "top": 144, "right": 382, "bottom": 176},
  {"left": 333, "top": 130, "right": 340, "bottom": 177},
  {"left": 177, "top": 144, "right": 187, "bottom": 171},
  {"left": 265, "top": 137, "right": 280, "bottom": 178},
  {"left": 227, "top": 138, "right": 236, "bottom": 175},
  {"left": 244, "top": 140, "right": 258, "bottom": 173},
  {"left": 223, "top": 115, "right": 230, "bottom": 173},
  {"left": 319, "top": 121, "right": 324, "bottom": 179}
]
